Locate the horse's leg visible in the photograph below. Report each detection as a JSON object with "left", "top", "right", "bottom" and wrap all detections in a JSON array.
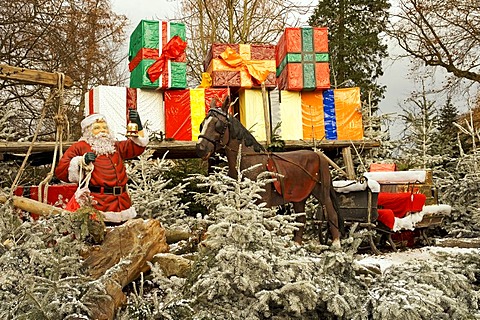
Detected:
[
  {"left": 314, "top": 186, "right": 341, "bottom": 248},
  {"left": 313, "top": 160, "right": 342, "bottom": 248},
  {"left": 315, "top": 204, "right": 329, "bottom": 244},
  {"left": 292, "top": 202, "right": 306, "bottom": 244}
]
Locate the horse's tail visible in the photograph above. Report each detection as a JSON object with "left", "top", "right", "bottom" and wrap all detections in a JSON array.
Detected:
[{"left": 330, "top": 182, "right": 345, "bottom": 236}]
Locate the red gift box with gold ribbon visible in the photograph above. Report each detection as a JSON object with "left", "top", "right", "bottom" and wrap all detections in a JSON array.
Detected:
[{"left": 204, "top": 43, "right": 276, "bottom": 89}]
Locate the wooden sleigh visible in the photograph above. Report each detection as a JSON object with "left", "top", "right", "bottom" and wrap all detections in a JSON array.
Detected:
[{"left": 332, "top": 169, "right": 451, "bottom": 253}]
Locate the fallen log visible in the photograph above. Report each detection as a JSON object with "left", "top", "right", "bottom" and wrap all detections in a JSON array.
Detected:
[
  {"left": 435, "top": 237, "right": 480, "bottom": 248},
  {"left": 0, "top": 193, "right": 192, "bottom": 244},
  {"left": 1, "top": 194, "right": 192, "bottom": 318},
  {"left": 0, "top": 193, "right": 64, "bottom": 216},
  {"left": 165, "top": 228, "right": 192, "bottom": 244},
  {"left": 152, "top": 253, "right": 194, "bottom": 278},
  {"left": 83, "top": 218, "right": 169, "bottom": 320}
]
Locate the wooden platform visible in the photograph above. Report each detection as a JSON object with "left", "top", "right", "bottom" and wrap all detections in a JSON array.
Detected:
[{"left": 0, "top": 139, "right": 380, "bottom": 160}]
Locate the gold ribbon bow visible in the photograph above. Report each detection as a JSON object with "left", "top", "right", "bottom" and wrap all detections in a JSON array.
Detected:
[{"left": 219, "top": 47, "right": 270, "bottom": 84}]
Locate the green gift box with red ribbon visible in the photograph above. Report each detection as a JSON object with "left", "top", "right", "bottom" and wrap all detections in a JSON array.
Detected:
[{"left": 129, "top": 20, "right": 187, "bottom": 89}]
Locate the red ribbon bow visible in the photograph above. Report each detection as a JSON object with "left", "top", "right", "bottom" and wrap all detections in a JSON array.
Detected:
[{"left": 147, "top": 35, "right": 187, "bottom": 83}]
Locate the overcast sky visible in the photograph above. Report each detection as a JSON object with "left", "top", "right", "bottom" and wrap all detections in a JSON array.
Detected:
[{"left": 110, "top": 0, "right": 417, "bottom": 133}]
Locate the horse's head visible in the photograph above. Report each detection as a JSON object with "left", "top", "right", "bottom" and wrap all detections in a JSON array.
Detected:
[{"left": 196, "top": 96, "right": 231, "bottom": 160}]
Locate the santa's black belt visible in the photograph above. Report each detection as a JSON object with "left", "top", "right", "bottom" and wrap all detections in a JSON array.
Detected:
[{"left": 89, "top": 185, "right": 125, "bottom": 196}]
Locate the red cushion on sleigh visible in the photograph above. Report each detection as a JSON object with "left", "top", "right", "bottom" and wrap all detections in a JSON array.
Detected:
[
  {"left": 377, "top": 192, "right": 427, "bottom": 218},
  {"left": 377, "top": 208, "right": 395, "bottom": 230},
  {"left": 375, "top": 192, "right": 427, "bottom": 231}
]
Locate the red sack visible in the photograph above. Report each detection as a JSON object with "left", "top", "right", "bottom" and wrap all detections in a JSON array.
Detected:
[
  {"left": 65, "top": 195, "right": 81, "bottom": 212},
  {"left": 65, "top": 186, "right": 90, "bottom": 212}
]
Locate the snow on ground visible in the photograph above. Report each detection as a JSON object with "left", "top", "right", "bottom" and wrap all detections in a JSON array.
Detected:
[{"left": 356, "top": 246, "right": 480, "bottom": 273}]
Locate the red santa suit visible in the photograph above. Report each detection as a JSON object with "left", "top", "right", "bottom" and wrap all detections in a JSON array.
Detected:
[{"left": 55, "top": 116, "right": 148, "bottom": 222}]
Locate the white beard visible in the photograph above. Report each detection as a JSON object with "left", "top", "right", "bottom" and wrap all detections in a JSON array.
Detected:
[{"left": 81, "top": 131, "right": 116, "bottom": 156}]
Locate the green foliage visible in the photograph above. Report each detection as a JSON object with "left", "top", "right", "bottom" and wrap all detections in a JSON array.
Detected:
[
  {"left": 395, "top": 89, "right": 443, "bottom": 169},
  {"left": 435, "top": 150, "right": 480, "bottom": 238},
  {"left": 308, "top": 0, "right": 390, "bottom": 108},
  {"left": 70, "top": 206, "right": 106, "bottom": 245},
  {"left": 428, "top": 97, "right": 461, "bottom": 172},
  {"left": 267, "top": 122, "right": 286, "bottom": 152},
  {"left": 161, "top": 158, "right": 209, "bottom": 216}
]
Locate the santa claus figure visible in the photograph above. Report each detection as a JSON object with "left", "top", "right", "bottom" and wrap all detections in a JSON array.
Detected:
[{"left": 55, "top": 110, "right": 148, "bottom": 223}]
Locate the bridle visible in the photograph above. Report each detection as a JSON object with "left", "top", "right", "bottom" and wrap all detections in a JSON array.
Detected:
[{"left": 198, "top": 108, "right": 229, "bottom": 149}]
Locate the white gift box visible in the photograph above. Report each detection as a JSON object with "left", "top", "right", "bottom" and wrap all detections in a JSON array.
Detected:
[
  {"left": 270, "top": 89, "right": 303, "bottom": 141},
  {"left": 84, "top": 85, "right": 165, "bottom": 141}
]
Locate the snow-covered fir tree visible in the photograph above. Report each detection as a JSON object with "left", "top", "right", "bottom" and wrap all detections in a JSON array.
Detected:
[
  {"left": 396, "top": 86, "right": 443, "bottom": 170},
  {"left": 126, "top": 149, "right": 191, "bottom": 228},
  {"left": 0, "top": 203, "right": 108, "bottom": 319},
  {"left": 436, "top": 108, "right": 480, "bottom": 238}
]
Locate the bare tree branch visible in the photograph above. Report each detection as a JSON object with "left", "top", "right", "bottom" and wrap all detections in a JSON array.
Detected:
[{"left": 389, "top": 0, "right": 480, "bottom": 83}]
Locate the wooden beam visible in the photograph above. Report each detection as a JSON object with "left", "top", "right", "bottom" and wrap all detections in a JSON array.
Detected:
[
  {"left": 315, "top": 150, "right": 348, "bottom": 178},
  {"left": 0, "top": 139, "right": 380, "bottom": 160},
  {"left": 0, "top": 64, "right": 73, "bottom": 88},
  {"left": 261, "top": 82, "right": 271, "bottom": 146},
  {"left": 283, "top": 139, "right": 380, "bottom": 151}
]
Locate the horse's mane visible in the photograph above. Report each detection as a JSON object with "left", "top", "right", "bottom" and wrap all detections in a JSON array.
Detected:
[{"left": 228, "top": 115, "right": 266, "bottom": 152}]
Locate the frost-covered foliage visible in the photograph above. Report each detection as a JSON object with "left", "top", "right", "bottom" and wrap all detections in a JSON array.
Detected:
[
  {"left": 1, "top": 147, "right": 480, "bottom": 319},
  {"left": 436, "top": 148, "right": 480, "bottom": 237},
  {"left": 121, "top": 158, "right": 372, "bottom": 319},
  {"left": 0, "top": 200, "right": 108, "bottom": 319},
  {"left": 127, "top": 149, "right": 190, "bottom": 228},
  {"left": 370, "top": 250, "right": 480, "bottom": 319},
  {"left": 353, "top": 102, "right": 397, "bottom": 176},
  {"left": 118, "top": 159, "right": 480, "bottom": 319},
  {"left": 0, "top": 104, "right": 22, "bottom": 141},
  {"left": 117, "top": 263, "right": 191, "bottom": 319},
  {"left": 428, "top": 109, "right": 480, "bottom": 237}
]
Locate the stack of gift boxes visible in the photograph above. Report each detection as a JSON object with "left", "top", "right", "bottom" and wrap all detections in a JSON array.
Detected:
[
  {"left": 85, "top": 20, "right": 229, "bottom": 141},
  {"left": 84, "top": 19, "right": 364, "bottom": 142},
  {"left": 271, "top": 27, "right": 363, "bottom": 142}
]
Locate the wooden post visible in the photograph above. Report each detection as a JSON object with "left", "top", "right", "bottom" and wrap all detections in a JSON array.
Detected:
[
  {"left": 315, "top": 151, "right": 349, "bottom": 178},
  {"left": 261, "top": 82, "right": 271, "bottom": 146},
  {"left": 342, "top": 146, "right": 356, "bottom": 179}
]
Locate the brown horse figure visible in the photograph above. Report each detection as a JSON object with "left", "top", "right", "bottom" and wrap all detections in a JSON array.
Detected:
[{"left": 195, "top": 97, "right": 343, "bottom": 246}]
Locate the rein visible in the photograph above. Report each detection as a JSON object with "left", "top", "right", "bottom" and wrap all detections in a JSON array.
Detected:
[
  {"left": 198, "top": 108, "right": 229, "bottom": 149},
  {"left": 200, "top": 108, "right": 320, "bottom": 184},
  {"left": 223, "top": 145, "right": 321, "bottom": 184}
]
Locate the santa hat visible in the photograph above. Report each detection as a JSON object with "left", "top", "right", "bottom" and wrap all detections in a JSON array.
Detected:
[{"left": 81, "top": 113, "right": 106, "bottom": 132}]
